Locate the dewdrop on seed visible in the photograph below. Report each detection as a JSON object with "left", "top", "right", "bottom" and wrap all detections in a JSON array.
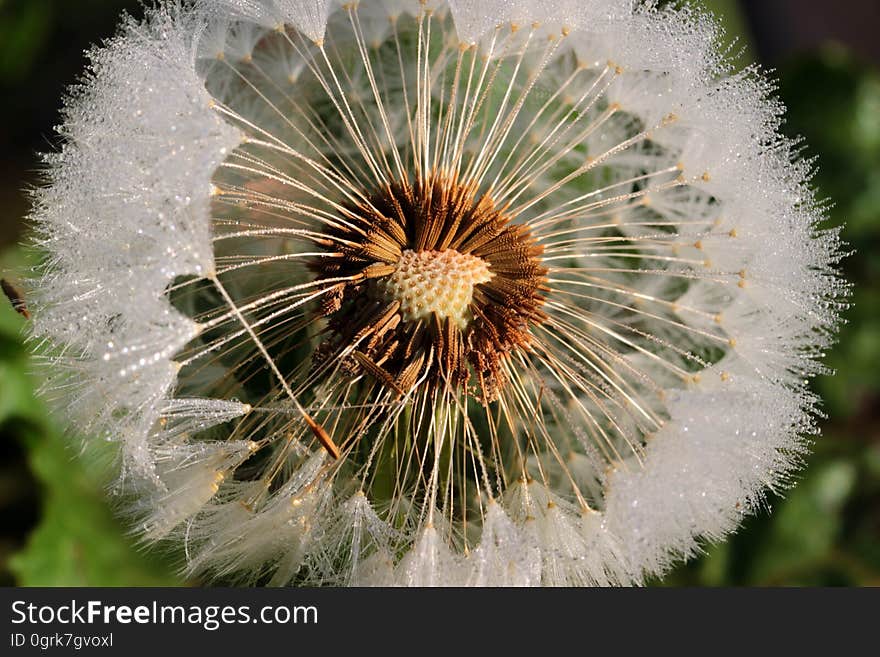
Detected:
[{"left": 27, "top": 0, "right": 845, "bottom": 586}]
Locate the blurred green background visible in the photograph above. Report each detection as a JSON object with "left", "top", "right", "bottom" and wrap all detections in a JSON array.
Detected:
[{"left": 0, "top": 0, "right": 877, "bottom": 586}]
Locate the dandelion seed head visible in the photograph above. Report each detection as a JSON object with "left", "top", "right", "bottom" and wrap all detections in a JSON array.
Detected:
[{"left": 27, "top": 0, "right": 846, "bottom": 586}]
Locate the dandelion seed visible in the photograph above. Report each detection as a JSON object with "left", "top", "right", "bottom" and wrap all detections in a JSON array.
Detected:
[
  {"left": 2, "top": 278, "right": 30, "bottom": 320},
  {"left": 28, "top": 0, "right": 846, "bottom": 586}
]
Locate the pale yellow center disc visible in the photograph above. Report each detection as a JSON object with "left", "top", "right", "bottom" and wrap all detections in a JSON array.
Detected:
[{"left": 378, "top": 249, "right": 493, "bottom": 328}]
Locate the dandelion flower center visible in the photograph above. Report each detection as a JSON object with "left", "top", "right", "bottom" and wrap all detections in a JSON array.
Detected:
[
  {"left": 312, "top": 174, "right": 547, "bottom": 399},
  {"left": 379, "top": 249, "right": 492, "bottom": 326}
]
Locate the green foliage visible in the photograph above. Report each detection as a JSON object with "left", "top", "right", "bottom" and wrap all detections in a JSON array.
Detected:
[
  {"left": 7, "top": 424, "right": 181, "bottom": 587},
  {"left": 0, "top": 253, "right": 180, "bottom": 586},
  {"left": 0, "top": 0, "right": 51, "bottom": 83},
  {"left": 783, "top": 48, "right": 880, "bottom": 421}
]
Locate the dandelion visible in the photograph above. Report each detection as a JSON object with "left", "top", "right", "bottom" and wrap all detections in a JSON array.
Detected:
[{"left": 28, "top": 0, "right": 845, "bottom": 586}]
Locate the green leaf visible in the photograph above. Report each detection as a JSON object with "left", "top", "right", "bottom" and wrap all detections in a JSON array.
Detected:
[
  {"left": 779, "top": 50, "right": 880, "bottom": 421},
  {"left": 1, "top": 248, "right": 181, "bottom": 586},
  {"left": 744, "top": 461, "right": 856, "bottom": 585},
  {"left": 8, "top": 422, "right": 182, "bottom": 586}
]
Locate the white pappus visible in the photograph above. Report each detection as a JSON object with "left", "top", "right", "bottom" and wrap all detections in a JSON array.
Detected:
[{"left": 27, "top": 0, "right": 846, "bottom": 586}]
